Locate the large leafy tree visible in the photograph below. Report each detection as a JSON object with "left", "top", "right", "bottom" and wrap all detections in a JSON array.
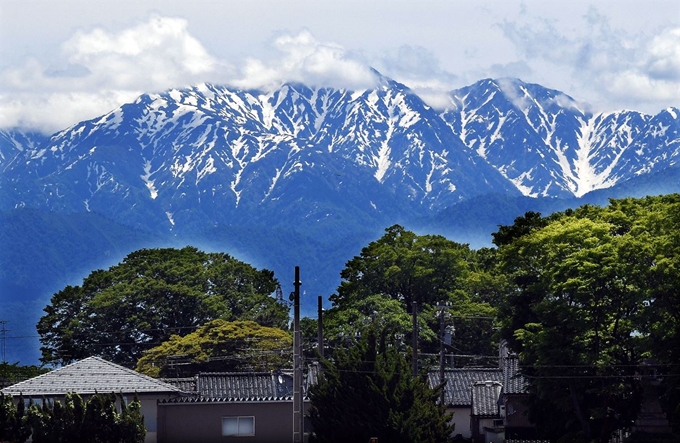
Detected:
[
  {"left": 333, "top": 225, "right": 471, "bottom": 310},
  {"left": 38, "top": 247, "right": 288, "bottom": 366},
  {"left": 496, "top": 195, "right": 680, "bottom": 441},
  {"left": 135, "top": 319, "right": 292, "bottom": 377},
  {"left": 325, "top": 225, "right": 500, "bottom": 360},
  {"left": 309, "top": 326, "right": 452, "bottom": 443}
]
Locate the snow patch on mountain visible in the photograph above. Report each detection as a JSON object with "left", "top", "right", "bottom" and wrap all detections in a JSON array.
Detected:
[{"left": 141, "top": 160, "right": 158, "bottom": 199}]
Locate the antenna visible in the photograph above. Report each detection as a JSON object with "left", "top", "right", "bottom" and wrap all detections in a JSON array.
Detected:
[{"left": 0, "top": 321, "right": 8, "bottom": 363}]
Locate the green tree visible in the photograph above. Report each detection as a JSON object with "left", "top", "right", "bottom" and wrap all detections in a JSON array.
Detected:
[
  {"left": 0, "top": 362, "right": 49, "bottom": 386},
  {"left": 25, "top": 399, "right": 52, "bottom": 443},
  {"left": 496, "top": 195, "right": 680, "bottom": 441},
  {"left": 37, "top": 247, "right": 288, "bottom": 366},
  {"left": 0, "top": 392, "right": 31, "bottom": 443},
  {"left": 327, "top": 225, "right": 497, "bottom": 361},
  {"left": 117, "top": 395, "right": 145, "bottom": 443},
  {"left": 136, "top": 319, "right": 292, "bottom": 377},
  {"left": 22, "top": 393, "right": 145, "bottom": 443},
  {"left": 333, "top": 225, "right": 471, "bottom": 310},
  {"left": 309, "top": 326, "right": 452, "bottom": 443},
  {"left": 83, "top": 393, "right": 118, "bottom": 443}
]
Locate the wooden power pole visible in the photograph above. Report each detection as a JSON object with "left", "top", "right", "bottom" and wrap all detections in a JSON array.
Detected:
[
  {"left": 412, "top": 301, "right": 418, "bottom": 376},
  {"left": 292, "top": 267, "right": 303, "bottom": 443},
  {"left": 317, "top": 296, "right": 324, "bottom": 359}
]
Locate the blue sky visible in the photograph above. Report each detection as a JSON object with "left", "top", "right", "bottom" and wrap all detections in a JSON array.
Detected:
[{"left": 1, "top": 0, "right": 678, "bottom": 133}]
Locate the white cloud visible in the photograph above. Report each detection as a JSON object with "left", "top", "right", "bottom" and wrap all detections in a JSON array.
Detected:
[
  {"left": 0, "top": 21, "right": 381, "bottom": 133},
  {"left": 497, "top": 6, "right": 680, "bottom": 113},
  {"left": 230, "top": 30, "right": 377, "bottom": 91},
  {"left": 0, "top": 90, "right": 142, "bottom": 134},
  {"left": 644, "top": 28, "right": 680, "bottom": 81},
  {"left": 372, "top": 45, "right": 460, "bottom": 109},
  {"left": 1, "top": 5, "right": 678, "bottom": 134},
  {"left": 62, "top": 15, "right": 218, "bottom": 81},
  {"left": 0, "top": 15, "right": 228, "bottom": 133}
]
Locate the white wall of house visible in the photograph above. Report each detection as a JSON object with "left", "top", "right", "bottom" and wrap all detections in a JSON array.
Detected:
[
  {"left": 448, "top": 406, "right": 472, "bottom": 439},
  {"left": 138, "top": 396, "right": 162, "bottom": 443}
]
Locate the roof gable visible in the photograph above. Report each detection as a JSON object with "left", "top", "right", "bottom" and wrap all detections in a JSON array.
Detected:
[
  {"left": 1, "top": 357, "right": 182, "bottom": 396},
  {"left": 471, "top": 381, "right": 502, "bottom": 417}
]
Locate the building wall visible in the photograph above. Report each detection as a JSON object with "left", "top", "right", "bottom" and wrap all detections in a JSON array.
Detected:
[
  {"left": 138, "top": 395, "right": 164, "bottom": 443},
  {"left": 504, "top": 395, "right": 532, "bottom": 428},
  {"left": 448, "top": 406, "right": 472, "bottom": 439},
  {"left": 158, "top": 401, "right": 310, "bottom": 443}
]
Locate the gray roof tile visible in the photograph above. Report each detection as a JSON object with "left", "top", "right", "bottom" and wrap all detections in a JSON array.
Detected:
[
  {"left": 197, "top": 372, "right": 293, "bottom": 399},
  {"left": 162, "top": 371, "right": 296, "bottom": 400},
  {"left": 160, "top": 377, "right": 196, "bottom": 393},
  {"left": 1, "top": 357, "right": 182, "bottom": 396},
  {"left": 428, "top": 368, "right": 503, "bottom": 406},
  {"left": 471, "top": 381, "right": 502, "bottom": 417},
  {"left": 502, "top": 355, "right": 528, "bottom": 395}
]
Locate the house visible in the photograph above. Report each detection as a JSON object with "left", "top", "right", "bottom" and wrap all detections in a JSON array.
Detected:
[
  {"left": 501, "top": 353, "right": 535, "bottom": 439},
  {"left": 158, "top": 367, "right": 317, "bottom": 443},
  {"left": 427, "top": 352, "right": 533, "bottom": 442},
  {"left": 0, "top": 356, "right": 183, "bottom": 443},
  {"left": 427, "top": 368, "right": 503, "bottom": 440},
  {"left": 470, "top": 380, "right": 503, "bottom": 443}
]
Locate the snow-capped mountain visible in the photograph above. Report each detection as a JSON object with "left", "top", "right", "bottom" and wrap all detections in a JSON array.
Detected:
[
  {"left": 1, "top": 76, "right": 678, "bottom": 236},
  {"left": 440, "top": 78, "right": 679, "bottom": 198}
]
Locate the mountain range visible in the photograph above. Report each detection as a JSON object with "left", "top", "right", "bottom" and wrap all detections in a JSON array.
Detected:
[{"left": 1, "top": 75, "right": 678, "bottom": 364}]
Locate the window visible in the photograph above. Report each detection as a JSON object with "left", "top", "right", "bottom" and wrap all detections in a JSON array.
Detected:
[{"left": 222, "top": 416, "right": 255, "bottom": 437}]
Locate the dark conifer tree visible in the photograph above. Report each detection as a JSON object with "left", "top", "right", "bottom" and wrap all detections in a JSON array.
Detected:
[{"left": 309, "top": 326, "right": 452, "bottom": 443}]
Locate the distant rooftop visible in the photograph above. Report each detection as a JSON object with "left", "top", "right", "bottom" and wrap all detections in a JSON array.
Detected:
[
  {"left": 1, "top": 356, "right": 182, "bottom": 396},
  {"left": 471, "top": 380, "right": 503, "bottom": 417},
  {"left": 428, "top": 368, "right": 503, "bottom": 406}
]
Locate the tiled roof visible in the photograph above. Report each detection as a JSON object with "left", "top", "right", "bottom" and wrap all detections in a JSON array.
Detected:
[
  {"left": 197, "top": 372, "right": 294, "bottom": 399},
  {"left": 1, "top": 357, "right": 182, "bottom": 396},
  {"left": 162, "top": 364, "right": 322, "bottom": 401},
  {"left": 502, "top": 354, "right": 528, "bottom": 395},
  {"left": 160, "top": 377, "right": 196, "bottom": 393},
  {"left": 471, "top": 381, "right": 502, "bottom": 417},
  {"left": 159, "top": 395, "right": 296, "bottom": 404},
  {"left": 428, "top": 368, "right": 502, "bottom": 406},
  {"left": 162, "top": 371, "right": 296, "bottom": 400}
]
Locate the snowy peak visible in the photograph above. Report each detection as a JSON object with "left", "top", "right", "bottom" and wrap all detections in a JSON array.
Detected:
[{"left": 442, "top": 78, "right": 678, "bottom": 198}]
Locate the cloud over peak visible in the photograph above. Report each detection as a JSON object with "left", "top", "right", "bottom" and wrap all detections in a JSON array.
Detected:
[
  {"left": 231, "top": 30, "right": 377, "bottom": 91},
  {"left": 0, "top": 18, "right": 377, "bottom": 133}
]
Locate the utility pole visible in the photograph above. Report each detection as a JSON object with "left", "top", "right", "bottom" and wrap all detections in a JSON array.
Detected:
[
  {"left": 436, "top": 303, "right": 450, "bottom": 407},
  {"left": 0, "top": 321, "right": 8, "bottom": 363},
  {"left": 412, "top": 301, "right": 418, "bottom": 376},
  {"left": 317, "top": 296, "right": 324, "bottom": 359},
  {"left": 292, "top": 267, "right": 303, "bottom": 443}
]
